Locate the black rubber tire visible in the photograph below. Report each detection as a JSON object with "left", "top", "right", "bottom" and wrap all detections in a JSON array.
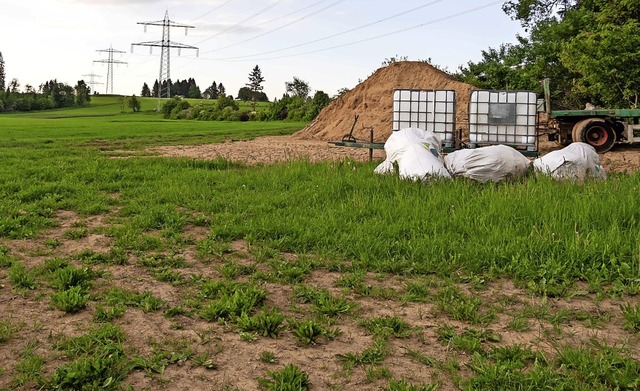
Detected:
[{"left": 571, "top": 118, "right": 616, "bottom": 153}]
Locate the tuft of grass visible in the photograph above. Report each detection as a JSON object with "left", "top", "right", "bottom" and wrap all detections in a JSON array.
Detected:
[
  {"left": 94, "top": 304, "right": 126, "bottom": 322},
  {"left": 51, "top": 286, "right": 90, "bottom": 313},
  {"left": 386, "top": 378, "right": 438, "bottom": 391},
  {"left": 260, "top": 351, "right": 278, "bottom": 364},
  {"left": 288, "top": 319, "right": 340, "bottom": 347},
  {"left": 63, "top": 228, "right": 88, "bottom": 240},
  {"left": 236, "top": 308, "right": 286, "bottom": 338},
  {"left": 435, "top": 325, "right": 501, "bottom": 354},
  {"left": 359, "top": 315, "right": 413, "bottom": 339},
  {"left": 199, "top": 283, "right": 267, "bottom": 322},
  {"left": 293, "top": 285, "right": 356, "bottom": 317},
  {"left": 336, "top": 339, "right": 387, "bottom": 369},
  {"left": 0, "top": 320, "right": 19, "bottom": 343},
  {"left": 621, "top": 302, "right": 640, "bottom": 333},
  {"left": 51, "top": 266, "right": 96, "bottom": 291},
  {"left": 9, "top": 262, "right": 37, "bottom": 290},
  {"left": 434, "top": 285, "right": 495, "bottom": 325},
  {"left": 258, "top": 364, "right": 311, "bottom": 391}
]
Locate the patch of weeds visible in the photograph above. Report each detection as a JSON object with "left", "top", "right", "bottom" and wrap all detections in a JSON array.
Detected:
[
  {"left": 359, "top": 315, "right": 413, "bottom": 339},
  {"left": 40, "top": 258, "right": 70, "bottom": 273},
  {"left": 163, "top": 306, "right": 192, "bottom": 318},
  {"left": 507, "top": 315, "right": 531, "bottom": 332},
  {"left": 63, "top": 227, "right": 88, "bottom": 240},
  {"left": 51, "top": 266, "right": 97, "bottom": 291},
  {"left": 365, "top": 365, "right": 392, "bottom": 382},
  {"left": 10, "top": 343, "right": 45, "bottom": 388},
  {"left": 435, "top": 325, "right": 500, "bottom": 354},
  {"left": 236, "top": 308, "right": 286, "bottom": 338},
  {"left": 51, "top": 286, "right": 90, "bottom": 313},
  {"left": 267, "top": 257, "right": 314, "bottom": 284},
  {"left": 573, "top": 309, "right": 611, "bottom": 329},
  {"left": 240, "top": 332, "right": 258, "bottom": 342},
  {"left": 218, "top": 260, "right": 256, "bottom": 279},
  {"left": 289, "top": 319, "right": 341, "bottom": 346},
  {"left": 48, "top": 323, "right": 127, "bottom": 390},
  {"left": 198, "top": 282, "right": 267, "bottom": 322},
  {"left": 403, "top": 347, "right": 436, "bottom": 367},
  {"left": 434, "top": 285, "right": 495, "bottom": 325},
  {"left": 101, "top": 287, "right": 164, "bottom": 312},
  {"left": 293, "top": 285, "right": 356, "bottom": 317},
  {"left": 74, "top": 248, "right": 128, "bottom": 265},
  {"left": 192, "top": 350, "right": 218, "bottom": 369},
  {"left": 0, "top": 244, "right": 16, "bottom": 267},
  {"left": 197, "top": 236, "right": 232, "bottom": 260},
  {"left": 620, "top": 302, "right": 640, "bottom": 333},
  {"left": 139, "top": 253, "right": 187, "bottom": 269},
  {"left": 44, "top": 238, "right": 62, "bottom": 248},
  {"left": 94, "top": 304, "right": 126, "bottom": 322},
  {"left": 0, "top": 320, "right": 19, "bottom": 343},
  {"left": 9, "top": 262, "right": 37, "bottom": 290},
  {"left": 258, "top": 364, "right": 311, "bottom": 391},
  {"left": 521, "top": 300, "right": 551, "bottom": 320},
  {"left": 154, "top": 268, "right": 184, "bottom": 285},
  {"left": 401, "top": 280, "right": 432, "bottom": 303},
  {"left": 336, "top": 340, "right": 387, "bottom": 369},
  {"left": 129, "top": 337, "right": 195, "bottom": 375},
  {"left": 386, "top": 378, "right": 438, "bottom": 391},
  {"left": 260, "top": 351, "right": 278, "bottom": 364}
]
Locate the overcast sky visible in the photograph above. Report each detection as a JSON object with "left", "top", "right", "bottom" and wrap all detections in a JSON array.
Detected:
[{"left": 0, "top": 0, "right": 524, "bottom": 99}]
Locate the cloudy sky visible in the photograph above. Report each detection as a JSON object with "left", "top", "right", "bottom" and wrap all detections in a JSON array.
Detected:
[{"left": 0, "top": 0, "right": 523, "bottom": 99}]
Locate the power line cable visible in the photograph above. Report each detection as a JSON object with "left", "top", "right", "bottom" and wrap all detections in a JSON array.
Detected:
[
  {"left": 200, "top": 0, "right": 445, "bottom": 58},
  {"left": 202, "top": 0, "right": 346, "bottom": 54},
  {"left": 194, "top": 0, "right": 286, "bottom": 45},
  {"left": 192, "top": 0, "right": 235, "bottom": 21},
  {"left": 200, "top": 0, "right": 503, "bottom": 62}
]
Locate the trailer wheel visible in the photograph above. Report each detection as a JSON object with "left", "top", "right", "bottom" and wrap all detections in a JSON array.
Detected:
[{"left": 571, "top": 118, "right": 616, "bottom": 153}]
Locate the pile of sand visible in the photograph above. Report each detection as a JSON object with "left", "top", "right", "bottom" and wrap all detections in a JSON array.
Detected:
[{"left": 294, "top": 61, "right": 476, "bottom": 143}]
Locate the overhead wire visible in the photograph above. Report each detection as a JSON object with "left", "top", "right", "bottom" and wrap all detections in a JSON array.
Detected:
[
  {"left": 201, "top": 0, "right": 346, "bottom": 54},
  {"left": 199, "top": 0, "right": 446, "bottom": 58},
  {"left": 198, "top": 0, "right": 504, "bottom": 62},
  {"left": 194, "top": 0, "right": 287, "bottom": 46}
]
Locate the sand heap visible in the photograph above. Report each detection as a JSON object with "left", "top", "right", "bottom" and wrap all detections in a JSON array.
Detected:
[{"left": 295, "top": 61, "right": 476, "bottom": 143}]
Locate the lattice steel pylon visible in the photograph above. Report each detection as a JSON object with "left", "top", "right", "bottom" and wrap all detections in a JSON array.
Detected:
[
  {"left": 132, "top": 11, "right": 199, "bottom": 107},
  {"left": 94, "top": 46, "right": 127, "bottom": 94},
  {"left": 82, "top": 73, "right": 103, "bottom": 93}
]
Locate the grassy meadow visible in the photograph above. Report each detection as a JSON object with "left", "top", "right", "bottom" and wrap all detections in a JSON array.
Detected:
[{"left": 1, "top": 96, "right": 639, "bottom": 390}]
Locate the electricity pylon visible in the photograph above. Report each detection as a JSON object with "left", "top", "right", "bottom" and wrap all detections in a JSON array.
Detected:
[
  {"left": 82, "top": 73, "right": 103, "bottom": 93},
  {"left": 132, "top": 10, "right": 199, "bottom": 107},
  {"left": 94, "top": 46, "right": 127, "bottom": 94}
]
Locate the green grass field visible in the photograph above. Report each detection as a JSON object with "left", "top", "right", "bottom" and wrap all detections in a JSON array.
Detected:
[{"left": 1, "top": 98, "right": 639, "bottom": 390}]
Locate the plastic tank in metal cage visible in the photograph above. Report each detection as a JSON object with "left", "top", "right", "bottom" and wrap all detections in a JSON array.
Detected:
[
  {"left": 392, "top": 89, "right": 456, "bottom": 147},
  {"left": 468, "top": 90, "right": 537, "bottom": 151}
]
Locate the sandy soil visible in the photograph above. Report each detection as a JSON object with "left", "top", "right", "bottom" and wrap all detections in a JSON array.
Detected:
[{"left": 148, "top": 135, "right": 640, "bottom": 174}]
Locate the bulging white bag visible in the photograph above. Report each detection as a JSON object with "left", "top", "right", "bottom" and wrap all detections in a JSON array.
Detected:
[
  {"left": 533, "top": 142, "right": 606, "bottom": 181},
  {"left": 444, "top": 145, "right": 531, "bottom": 183},
  {"left": 374, "top": 127, "right": 450, "bottom": 181}
]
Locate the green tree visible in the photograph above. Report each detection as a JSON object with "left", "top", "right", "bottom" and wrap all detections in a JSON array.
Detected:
[
  {"left": 128, "top": 95, "right": 141, "bottom": 112},
  {"left": 75, "top": 80, "right": 91, "bottom": 106},
  {"left": 0, "top": 51, "right": 5, "bottom": 92},
  {"left": 141, "top": 82, "right": 151, "bottom": 97},
  {"left": 285, "top": 77, "right": 310, "bottom": 99},
  {"left": 203, "top": 81, "right": 219, "bottom": 99},
  {"left": 457, "top": 0, "right": 640, "bottom": 109},
  {"left": 246, "top": 65, "right": 265, "bottom": 111}
]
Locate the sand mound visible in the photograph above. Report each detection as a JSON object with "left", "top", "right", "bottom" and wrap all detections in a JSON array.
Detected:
[{"left": 294, "top": 61, "right": 476, "bottom": 143}]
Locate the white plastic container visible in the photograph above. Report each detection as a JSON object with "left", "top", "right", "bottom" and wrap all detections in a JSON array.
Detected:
[
  {"left": 468, "top": 90, "right": 537, "bottom": 150},
  {"left": 393, "top": 89, "right": 456, "bottom": 147}
]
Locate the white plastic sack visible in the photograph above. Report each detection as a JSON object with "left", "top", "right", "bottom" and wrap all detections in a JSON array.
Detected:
[
  {"left": 374, "top": 127, "right": 450, "bottom": 181},
  {"left": 533, "top": 142, "right": 606, "bottom": 181},
  {"left": 444, "top": 145, "right": 531, "bottom": 183}
]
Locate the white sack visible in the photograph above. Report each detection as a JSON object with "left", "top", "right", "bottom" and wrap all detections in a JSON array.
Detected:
[
  {"left": 374, "top": 127, "right": 450, "bottom": 181},
  {"left": 533, "top": 142, "right": 606, "bottom": 181},
  {"left": 444, "top": 145, "right": 531, "bottom": 183}
]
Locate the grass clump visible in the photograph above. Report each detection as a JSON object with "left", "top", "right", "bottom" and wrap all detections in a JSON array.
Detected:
[
  {"left": 198, "top": 281, "right": 267, "bottom": 322},
  {"left": 359, "top": 315, "right": 413, "bottom": 339},
  {"left": 258, "top": 364, "right": 310, "bottom": 391},
  {"left": 289, "top": 319, "right": 341, "bottom": 346},
  {"left": 9, "top": 262, "right": 37, "bottom": 290},
  {"left": 236, "top": 308, "right": 286, "bottom": 338},
  {"left": 51, "top": 286, "right": 90, "bottom": 313},
  {"left": 293, "top": 285, "right": 356, "bottom": 317},
  {"left": 621, "top": 302, "right": 640, "bottom": 333},
  {"left": 386, "top": 378, "right": 437, "bottom": 391},
  {"left": 336, "top": 340, "right": 388, "bottom": 369}
]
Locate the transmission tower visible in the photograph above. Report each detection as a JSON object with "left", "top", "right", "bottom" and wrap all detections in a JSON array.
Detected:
[
  {"left": 82, "top": 73, "right": 103, "bottom": 93},
  {"left": 132, "top": 11, "right": 199, "bottom": 104},
  {"left": 94, "top": 46, "right": 127, "bottom": 94}
]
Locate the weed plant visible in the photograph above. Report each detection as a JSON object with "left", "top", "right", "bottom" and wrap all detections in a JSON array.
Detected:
[{"left": 258, "top": 364, "right": 311, "bottom": 391}]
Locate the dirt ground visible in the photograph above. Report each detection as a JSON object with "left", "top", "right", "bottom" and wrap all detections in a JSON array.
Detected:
[
  {"left": 2, "top": 209, "right": 639, "bottom": 391},
  {"left": 149, "top": 135, "right": 640, "bottom": 174}
]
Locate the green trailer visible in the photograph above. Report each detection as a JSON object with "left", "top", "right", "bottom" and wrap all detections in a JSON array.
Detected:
[{"left": 543, "top": 80, "right": 640, "bottom": 153}]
